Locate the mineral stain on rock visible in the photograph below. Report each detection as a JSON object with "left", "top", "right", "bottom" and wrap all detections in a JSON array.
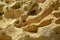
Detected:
[{"left": 0, "top": 34, "right": 12, "bottom": 40}]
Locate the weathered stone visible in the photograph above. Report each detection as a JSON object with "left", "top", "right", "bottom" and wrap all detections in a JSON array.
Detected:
[{"left": 0, "top": 0, "right": 60, "bottom": 40}]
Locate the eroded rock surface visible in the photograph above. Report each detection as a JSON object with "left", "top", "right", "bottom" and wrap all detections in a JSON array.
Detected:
[{"left": 0, "top": 0, "right": 60, "bottom": 40}]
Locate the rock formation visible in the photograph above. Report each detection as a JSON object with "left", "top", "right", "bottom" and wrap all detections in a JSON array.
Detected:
[{"left": 0, "top": 0, "right": 60, "bottom": 40}]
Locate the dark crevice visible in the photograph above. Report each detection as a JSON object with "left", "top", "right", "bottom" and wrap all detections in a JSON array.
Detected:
[
  {"left": 23, "top": 20, "right": 26, "bottom": 22},
  {"left": 29, "top": 10, "right": 36, "bottom": 15},
  {"left": 0, "top": 12, "right": 4, "bottom": 16},
  {"left": 15, "top": 20, "right": 20, "bottom": 24},
  {"left": 0, "top": 13, "right": 3, "bottom": 20},
  {"left": 55, "top": 32, "right": 59, "bottom": 34},
  {"left": 0, "top": 13, "right": 2, "bottom": 16}
]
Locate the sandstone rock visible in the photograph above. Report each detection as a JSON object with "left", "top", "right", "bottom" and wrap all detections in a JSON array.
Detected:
[{"left": 0, "top": 0, "right": 60, "bottom": 40}]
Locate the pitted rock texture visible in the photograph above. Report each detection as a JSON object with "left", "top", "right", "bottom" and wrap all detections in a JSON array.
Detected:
[{"left": 0, "top": 0, "right": 60, "bottom": 40}]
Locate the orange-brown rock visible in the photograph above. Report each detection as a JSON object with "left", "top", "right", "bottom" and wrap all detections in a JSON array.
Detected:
[
  {"left": 39, "top": 19, "right": 53, "bottom": 27},
  {"left": 0, "top": 5, "right": 4, "bottom": 13},
  {"left": 55, "top": 19, "right": 60, "bottom": 24},
  {"left": 22, "top": 2, "right": 38, "bottom": 20},
  {"left": 36, "top": 0, "right": 46, "bottom": 3},
  {"left": 5, "top": 0, "right": 15, "bottom": 3},
  {"left": 11, "top": 2, "right": 21, "bottom": 9},
  {"left": 4, "top": 9, "right": 22, "bottom": 19},
  {"left": 53, "top": 13, "right": 60, "bottom": 18},
  {"left": 23, "top": 25, "right": 38, "bottom": 33},
  {"left": 25, "top": 6, "right": 53, "bottom": 25},
  {"left": 54, "top": 26, "right": 60, "bottom": 34},
  {"left": 16, "top": 6, "right": 53, "bottom": 27},
  {"left": 51, "top": 1, "right": 60, "bottom": 10},
  {"left": 0, "top": 34, "right": 11, "bottom": 40},
  {"left": 14, "top": 19, "right": 26, "bottom": 28}
]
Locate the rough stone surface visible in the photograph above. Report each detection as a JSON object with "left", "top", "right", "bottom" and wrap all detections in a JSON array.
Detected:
[{"left": 0, "top": 0, "right": 60, "bottom": 40}]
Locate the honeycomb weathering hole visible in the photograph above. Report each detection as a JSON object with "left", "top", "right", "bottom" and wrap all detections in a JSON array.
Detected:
[
  {"left": 51, "top": 1, "right": 60, "bottom": 10},
  {"left": 55, "top": 19, "right": 60, "bottom": 24},
  {"left": 39, "top": 19, "right": 53, "bottom": 27},
  {"left": 14, "top": 19, "right": 26, "bottom": 28},
  {"left": 0, "top": 13, "right": 2, "bottom": 16},
  {"left": 27, "top": 3, "right": 39, "bottom": 16},
  {"left": 4, "top": 9, "right": 22, "bottom": 19},
  {"left": 53, "top": 13, "right": 60, "bottom": 18},
  {"left": 11, "top": 2, "right": 20, "bottom": 9},
  {"left": 24, "top": 6, "right": 29, "bottom": 11},
  {"left": 0, "top": 13, "right": 3, "bottom": 20},
  {"left": 4, "top": 10, "right": 14, "bottom": 18},
  {"left": 16, "top": 6, "right": 53, "bottom": 27},
  {"left": 24, "top": 6, "right": 53, "bottom": 25},
  {"left": 29, "top": 10, "right": 37, "bottom": 15},
  {"left": 53, "top": 26, "right": 60, "bottom": 35},
  {"left": 14, "top": 19, "right": 21, "bottom": 28},
  {"left": 23, "top": 25, "right": 38, "bottom": 33}
]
